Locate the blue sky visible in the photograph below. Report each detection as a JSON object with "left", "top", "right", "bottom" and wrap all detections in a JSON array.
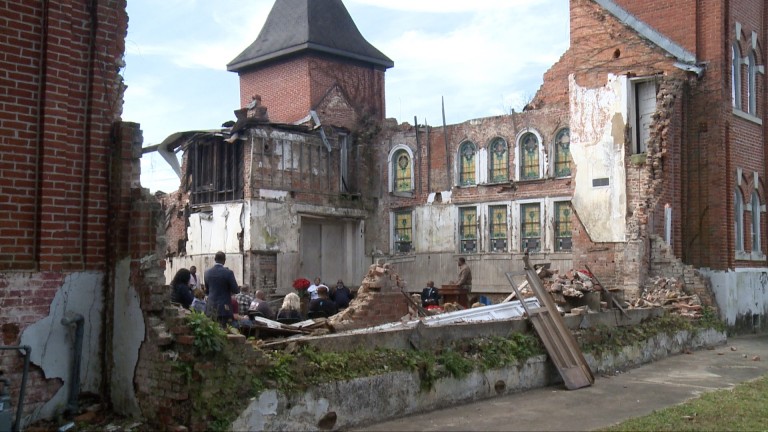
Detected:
[{"left": 123, "top": 0, "right": 570, "bottom": 193}]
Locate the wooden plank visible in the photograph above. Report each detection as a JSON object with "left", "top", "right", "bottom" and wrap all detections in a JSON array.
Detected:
[
  {"left": 585, "top": 264, "right": 628, "bottom": 318},
  {"left": 505, "top": 255, "right": 594, "bottom": 390}
]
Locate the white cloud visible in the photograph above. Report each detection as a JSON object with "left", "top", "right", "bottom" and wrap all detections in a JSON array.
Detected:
[{"left": 348, "top": 0, "right": 546, "bottom": 13}]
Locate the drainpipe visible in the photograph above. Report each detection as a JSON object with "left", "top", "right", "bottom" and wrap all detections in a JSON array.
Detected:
[
  {"left": 60, "top": 312, "right": 85, "bottom": 416},
  {"left": 0, "top": 345, "right": 31, "bottom": 432}
]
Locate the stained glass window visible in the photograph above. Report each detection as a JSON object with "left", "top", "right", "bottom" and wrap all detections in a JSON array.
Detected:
[
  {"left": 459, "top": 141, "right": 476, "bottom": 186},
  {"left": 555, "top": 201, "right": 572, "bottom": 252},
  {"left": 554, "top": 129, "right": 571, "bottom": 178},
  {"left": 393, "top": 149, "right": 411, "bottom": 192},
  {"left": 489, "top": 205, "right": 507, "bottom": 252},
  {"left": 521, "top": 203, "right": 541, "bottom": 252},
  {"left": 459, "top": 207, "right": 478, "bottom": 253},
  {"left": 394, "top": 211, "right": 412, "bottom": 254},
  {"left": 489, "top": 138, "right": 508, "bottom": 183},
  {"left": 519, "top": 133, "right": 540, "bottom": 180}
]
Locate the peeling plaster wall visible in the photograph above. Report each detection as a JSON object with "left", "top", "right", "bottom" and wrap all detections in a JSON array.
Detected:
[
  {"left": 414, "top": 205, "right": 456, "bottom": 252},
  {"left": 186, "top": 203, "right": 244, "bottom": 256},
  {"left": 702, "top": 268, "right": 768, "bottom": 332},
  {"left": 110, "top": 257, "right": 143, "bottom": 416},
  {"left": 569, "top": 73, "right": 627, "bottom": 242},
  {"left": 19, "top": 272, "right": 104, "bottom": 421}
]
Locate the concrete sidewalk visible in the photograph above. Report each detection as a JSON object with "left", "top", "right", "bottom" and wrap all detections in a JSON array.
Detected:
[{"left": 358, "top": 334, "right": 768, "bottom": 432}]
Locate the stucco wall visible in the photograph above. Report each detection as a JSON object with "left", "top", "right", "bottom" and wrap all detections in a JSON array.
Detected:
[
  {"left": 569, "top": 73, "right": 627, "bottom": 243},
  {"left": 702, "top": 267, "right": 768, "bottom": 331}
]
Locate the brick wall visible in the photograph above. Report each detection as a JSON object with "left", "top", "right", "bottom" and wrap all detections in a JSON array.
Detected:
[{"left": 236, "top": 53, "right": 386, "bottom": 127}]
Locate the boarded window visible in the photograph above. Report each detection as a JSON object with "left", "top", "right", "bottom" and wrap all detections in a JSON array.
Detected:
[
  {"left": 459, "top": 141, "right": 476, "bottom": 186},
  {"left": 459, "top": 207, "right": 478, "bottom": 253},
  {"left": 489, "top": 138, "right": 508, "bottom": 183},
  {"left": 519, "top": 133, "right": 540, "bottom": 180},
  {"left": 188, "top": 138, "right": 244, "bottom": 205},
  {"left": 521, "top": 203, "right": 541, "bottom": 252}
]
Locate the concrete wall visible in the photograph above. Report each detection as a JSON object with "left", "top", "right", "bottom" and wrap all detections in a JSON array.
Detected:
[
  {"left": 232, "top": 326, "right": 726, "bottom": 431},
  {"left": 702, "top": 267, "right": 768, "bottom": 332}
]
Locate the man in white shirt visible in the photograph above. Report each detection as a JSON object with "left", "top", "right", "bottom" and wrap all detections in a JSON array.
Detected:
[
  {"left": 189, "top": 265, "right": 201, "bottom": 290},
  {"left": 308, "top": 277, "right": 321, "bottom": 300}
]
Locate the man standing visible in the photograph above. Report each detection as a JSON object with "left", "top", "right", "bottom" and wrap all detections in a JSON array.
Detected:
[
  {"left": 456, "top": 257, "right": 472, "bottom": 293},
  {"left": 189, "top": 265, "right": 201, "bottom": 290},
  {"left": 204, "top": 251, "right": 240, "bottom": 325}
]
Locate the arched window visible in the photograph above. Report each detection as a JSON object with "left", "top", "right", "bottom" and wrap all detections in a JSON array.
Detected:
[
  {"left": 752, "top": 191, "right": 761, "bottom": 253},
  {"left": 554, "top": 128, "right": 571, "bottom": 177},
  {"left": 488, "top": 138, "right": 508, "bottom": 183},
  {"left": 735, "top": 189, "right": 745, "bottom": 252},
  {"left": 393, "top": 149, "right": 411, "bottom": 192},
  {"left": 732, "top": 43, "right": 742, "bottom": 109},
  {"left": 519, "top": 132, "right": 540, "bottom": 180},
  {"left": 388, "top": 145, "right": 413, "bottom": 193},
  {"left": 458, "top": 141, "right": 476, "bottom": 186},
  {"left": 748, "top": 51, "right": 757, "bottom": 115}
]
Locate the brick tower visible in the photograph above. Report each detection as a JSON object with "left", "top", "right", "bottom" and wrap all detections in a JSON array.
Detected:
[{"left": 227, "top": 0, "right": 393, "bottom": 128}]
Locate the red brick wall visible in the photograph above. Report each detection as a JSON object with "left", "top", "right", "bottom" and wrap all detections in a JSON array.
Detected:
[
  {"left": 236, "top": 53, "right": 386, "bottom": 127},
  {"left": 0, "top": 0, "right": 127, "bottom": 271},
  {"left": 609, "top": 0, "right": 697, "bottom": 55}
]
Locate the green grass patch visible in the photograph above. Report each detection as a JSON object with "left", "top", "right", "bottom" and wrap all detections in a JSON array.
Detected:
[{"left": 602, "top": 375, "right": 768, "bottom": 431}]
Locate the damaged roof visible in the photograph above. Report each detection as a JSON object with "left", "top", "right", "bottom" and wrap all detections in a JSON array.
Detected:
[{"left": 227, "top": 0, "right": 394, "bottom": 72}]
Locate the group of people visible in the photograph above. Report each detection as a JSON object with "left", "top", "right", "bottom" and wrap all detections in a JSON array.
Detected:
[{"left": 169, "top": 252, "right": 357, "bottom": 327}]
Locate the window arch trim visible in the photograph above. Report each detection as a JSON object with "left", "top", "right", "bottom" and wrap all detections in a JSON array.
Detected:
[
  {"left": 515, "top": 128, "right": 544, "bottom": 181},
  {"left": 387, "top": 144, "right": 414, "bottom": 193}
]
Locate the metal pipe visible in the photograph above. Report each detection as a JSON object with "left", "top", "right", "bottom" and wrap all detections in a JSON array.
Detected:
[
  {"left": 0, "top": 345, "right": 31, "bottom": 432},
  {"left": 60, "top": 313, "right": 85, "bottom": 416}
]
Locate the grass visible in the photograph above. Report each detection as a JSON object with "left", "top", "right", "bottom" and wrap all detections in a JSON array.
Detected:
[{"left": 602, "top": 375, "right": 768, "bottom": 431}]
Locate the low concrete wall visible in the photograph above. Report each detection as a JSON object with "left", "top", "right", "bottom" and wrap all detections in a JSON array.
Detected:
[
  {"left": 233, "top": 326, "right": 726, "bottom": 431},
  {"left": 297, "top": 308, "right": 663, "bottom": 353}
]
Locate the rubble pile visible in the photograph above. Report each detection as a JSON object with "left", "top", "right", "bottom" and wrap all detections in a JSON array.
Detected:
[
  {"left": 516, "top": 268, "right": 602, "bottom": 305},
  {"left": 630, "top": 276, "right": 703, "bottom": 318}
]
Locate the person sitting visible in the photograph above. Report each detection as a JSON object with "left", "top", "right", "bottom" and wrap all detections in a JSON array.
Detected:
[
  {"left": 308, "top": 285, "right": 338, "bottom": 318},
  {"left": 170, "top": 268, "right": 194, "bottom": 309},
  {"left": 307, "top": 277, "right": 322, "bottom": 300},
  {"left": 235, "top": 285, "right": 255, "bottom": 316},
  {"left": 421, "top": 280, "right": 440, "bottom": 308},
  {"left": 276, "top": 292, "right": 303, "bottom": 323},
  {"left": 190, "top": 288, "right": 207, "bottom": 313},
  {"left": 331, "top": 279, "right": 352, "bottom": 309},
  {"left": 248, "top": 290, "right": 275, "bottom": 320}
]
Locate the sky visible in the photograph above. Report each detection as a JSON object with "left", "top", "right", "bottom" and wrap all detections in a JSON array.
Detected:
[{"left": 122, "top": 0, "right": 570, "bottom": 193}]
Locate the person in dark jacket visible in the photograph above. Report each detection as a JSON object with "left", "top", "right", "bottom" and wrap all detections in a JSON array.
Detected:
[
  {"left": 331, "top": 279, "right": 352, "bottom": 309},
  {"left": 308, "top": 285, "right": 338, "bottom": 317},
  {"left": 421, "top": 280, "right": 440, "bottom": 308},
  {"left": 204, "top": 251, "right": 240, "bottom": 325},
  {"left": 170, "top": 268, "right": 194, "bottom": 309}
]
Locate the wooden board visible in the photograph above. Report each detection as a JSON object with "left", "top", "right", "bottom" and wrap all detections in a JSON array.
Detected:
[{"left": 505, "top": 255, "right": 594, "bottom": 390}]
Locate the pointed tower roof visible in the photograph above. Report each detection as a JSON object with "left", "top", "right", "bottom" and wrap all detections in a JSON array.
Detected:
[{"left": 227, "top": 0, "right": 394, "bottom": 72}]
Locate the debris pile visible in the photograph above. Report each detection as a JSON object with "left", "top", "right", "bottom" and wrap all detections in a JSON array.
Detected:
[
  {"left": 514, "top": 268, "right": 602, "bottom": 305},
  {"left": 630, "top": 276, "right": 703, "bottom": 318}
]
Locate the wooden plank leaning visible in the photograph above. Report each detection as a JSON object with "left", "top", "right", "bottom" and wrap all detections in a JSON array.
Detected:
[{"left": 505, "top": 254, "right": 594, "bottom": 390}]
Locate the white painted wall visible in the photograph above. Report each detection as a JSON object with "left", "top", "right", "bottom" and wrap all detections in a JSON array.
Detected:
[
  {"left": 569, "top": 73, "right": 628, "bottom": 242},
  {"left": 110, "top": 257, "right": 143, "bottom": 416},
  {"left": 701, "top": 267, "right": 768, "bottom": 328},
  {"left": 19, "top": 272, "right": 104, "bottom": 423}
]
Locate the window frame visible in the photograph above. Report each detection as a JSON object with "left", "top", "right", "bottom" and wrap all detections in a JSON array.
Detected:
[
  {"left": 751, "top": 191, "right": 761, "bottom": 253},
  {"left": 735, "top": 189, "right": 745, "bottom": 253},
  {"left": 387, "top": 144, "right": 414, "bottom": 193},
  {"left": 458, "top": 141, "right": 477, "bottom": 186},
  {"left": 489, "top": 204, "right": 508, "bottom": 253},
  {"left": 747, "top": 51, "right": 757, "bottom": 115},
  {"left": 515, "top": 129, "right": 543, "bottom": 181},
  {"left": 188, "top": 137, "right": 244, "bottom": 205},
  {"left": 459, "top": 207, "right": 479, "bottom": 254},
  {"left": 732, "top": 42, "right": 743, "bottom": 110},
  {"left": 392, "top": 210, "right": 413, "bottom": 254},
  {"left": 488, "top": 137, "right": 509, "bottom": 183},
  {"left": 554, "top": 200, "right": 573, "bottom": 252},
  {"left": 553, "top": 128, "right": 572, "bottom": 178},
  {"left": 520, "top": 202, "right": 542, "bottom": 252}
]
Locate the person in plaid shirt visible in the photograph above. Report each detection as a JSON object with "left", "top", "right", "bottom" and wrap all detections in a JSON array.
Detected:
[{"left": 235, "top": 285, "right": 254, "bottom": 315}]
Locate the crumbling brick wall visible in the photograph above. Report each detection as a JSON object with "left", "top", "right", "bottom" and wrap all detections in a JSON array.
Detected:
[{"left": 0, "top": 0, "right": 131, "bottom": 423}]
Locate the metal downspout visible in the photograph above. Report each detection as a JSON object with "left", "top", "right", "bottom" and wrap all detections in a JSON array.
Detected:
[{"left": 61, "top": 313, "right": 85, "bottom": 416}]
